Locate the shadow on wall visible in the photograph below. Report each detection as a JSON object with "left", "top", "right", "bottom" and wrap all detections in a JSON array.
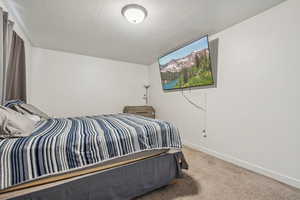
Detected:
[
  {"left": 163, "top": 38, "right": 219, "bottom": 93},
  {"left": 135, "top": 172, "right": 200, "bottom": 200}
]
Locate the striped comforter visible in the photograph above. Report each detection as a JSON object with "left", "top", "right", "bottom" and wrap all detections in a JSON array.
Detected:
[{"left": 0, "top": 114, "right": 182, "bottom": 190}]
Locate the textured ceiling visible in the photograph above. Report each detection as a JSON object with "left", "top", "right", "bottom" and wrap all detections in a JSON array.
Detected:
[{"left": 6, "top": 0, "right": 286, "bottom": 65}]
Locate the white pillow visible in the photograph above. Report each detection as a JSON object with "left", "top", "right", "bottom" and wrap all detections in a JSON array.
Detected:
[
  {"left": 0, "top": 106, "right": 36, "bottom": 139},
  {"left": 24, "top": 114, "right": 41, "bottom": 123},
  {"left": 16, "top": 104, "right": 50, "bottom": 120}
]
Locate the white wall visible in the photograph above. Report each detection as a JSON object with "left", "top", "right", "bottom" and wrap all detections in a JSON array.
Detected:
[
  {"left": 31, "top": 47, "right": 148, "bottom": 117},
  {"left": 0, "top": 0, "right": 32, "bottom": 102},
  {"left": 148, "top": 0, "right": 300, "bottom": 188}
]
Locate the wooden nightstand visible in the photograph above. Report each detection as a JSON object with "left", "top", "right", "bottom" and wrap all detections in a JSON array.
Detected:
[{"left": 123, "top": 106, "right": 155, "bottom": 118}]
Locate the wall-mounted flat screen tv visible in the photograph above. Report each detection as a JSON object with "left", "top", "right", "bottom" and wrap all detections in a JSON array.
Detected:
[{"left": 158, "top": 35, "right": 214, "bottom": 90}]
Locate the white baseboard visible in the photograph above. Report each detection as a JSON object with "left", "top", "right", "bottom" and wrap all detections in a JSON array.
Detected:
[{"left": 183, "top": 140, "right": 300, "bottom": 189}]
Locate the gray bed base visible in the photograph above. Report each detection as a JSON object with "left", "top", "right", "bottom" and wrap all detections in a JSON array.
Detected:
[{"left": 9, "top": 152, "right": 188, "bottom": 200}]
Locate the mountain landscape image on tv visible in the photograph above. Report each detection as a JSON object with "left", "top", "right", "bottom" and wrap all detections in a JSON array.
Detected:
[{"left": 159, "top": 36, "right": 214, "bottom": 90}]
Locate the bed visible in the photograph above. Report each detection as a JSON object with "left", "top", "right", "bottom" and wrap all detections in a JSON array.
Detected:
[{"left": 0, "top": 113, "right": 187, "bottom": 199}]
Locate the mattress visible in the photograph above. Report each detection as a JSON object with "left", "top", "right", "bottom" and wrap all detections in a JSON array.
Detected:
[
  {"left": 0, "top": 149, "right": 170, "bottom": 198},
  {"left": 1, "top": 150, "right": 187, "bottom": 200},
  {"left": 0, "top": 114, "right": 182, "bottom": 192}
]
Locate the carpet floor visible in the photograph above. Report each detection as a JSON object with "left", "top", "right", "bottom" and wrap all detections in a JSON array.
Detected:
[{"left": 136, "top": 147, "right": 300, "bottom": 200}]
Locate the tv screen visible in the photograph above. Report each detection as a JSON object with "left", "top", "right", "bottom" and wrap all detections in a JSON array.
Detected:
[{"left": 158, "top": 35, "right": 214, "bottom": 90}]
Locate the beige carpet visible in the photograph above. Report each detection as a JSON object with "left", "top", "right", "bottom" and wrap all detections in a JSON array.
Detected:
[{"left": 136, "top": 147, "right": 300, "bottom": 200}]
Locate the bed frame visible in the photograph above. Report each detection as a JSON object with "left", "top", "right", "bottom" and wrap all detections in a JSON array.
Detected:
[{"left": 2, "top": 151, "right": 188, "bottom": 200}]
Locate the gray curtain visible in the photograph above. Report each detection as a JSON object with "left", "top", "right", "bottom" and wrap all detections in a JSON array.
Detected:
[
  {"left": 0, "top": 7, "right": 14, "bottom": 105},
  {"left": 5, "top": 31, "right": 26, "bottom": 102}
]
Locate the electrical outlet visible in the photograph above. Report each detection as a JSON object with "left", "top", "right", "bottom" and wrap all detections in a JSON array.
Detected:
[{"left": 202, "top": 129, "right": 207, "bottom": 138}]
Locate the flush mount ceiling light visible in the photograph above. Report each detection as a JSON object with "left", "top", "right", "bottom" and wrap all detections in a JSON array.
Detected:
[{"left": 121, "top": 4, "right": 147, "bottom": 24}]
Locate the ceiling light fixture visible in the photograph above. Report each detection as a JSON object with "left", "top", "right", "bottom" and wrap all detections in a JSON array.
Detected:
[{"left": 121, "top": 4, "right": 147, "bottom": 24}]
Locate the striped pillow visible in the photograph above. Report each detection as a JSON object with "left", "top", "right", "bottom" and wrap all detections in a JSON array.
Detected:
[
  {"left": 3, "top": 100, "right": 49, "bottom": 120},
  {"left": 4, "top": 99, "right": 25, "bottom": 108}
]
